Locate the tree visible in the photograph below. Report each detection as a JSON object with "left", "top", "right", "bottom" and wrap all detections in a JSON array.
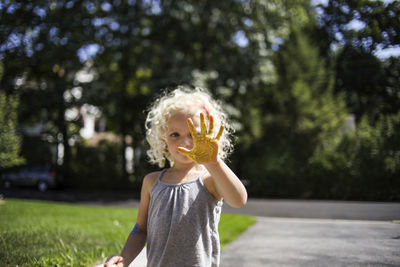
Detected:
[
  {"left": 87, "top": 0, "right": 292, "bottom": 179},
  {"left": 335, "top": 45, "right": 392, "bottom": 122},
  {"left": 0, "top": 62, "right": 24, "bottom": 169},
  {"left": 1, "top": 1, "right": 95, "bottom": 181},
  {"left": 240, "top": 5, "right": 348, "bottom": 197},
  {"left": 318, "top": 0, "right": 400, "bottom": 52},
  {"left": 1, "top": 0, "right": 296, "bottom": 186},
  {"left": 311, "top": 0, "right": 400, "bottom": 199},
  {"left": 317, "top": 0, "right": 400, "bottom": 121}
]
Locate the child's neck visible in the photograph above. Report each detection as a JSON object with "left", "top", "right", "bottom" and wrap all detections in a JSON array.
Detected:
[
  {"left": 171, "top": 161, "right": 200, "bottom": 171},
  {"left": 163, "top": 163, "right": 204, "bottom": 184}
]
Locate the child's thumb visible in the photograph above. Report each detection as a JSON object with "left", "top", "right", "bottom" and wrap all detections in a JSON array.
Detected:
[{"left": 178, "top": 147, "right": 191, "bottom": 156}]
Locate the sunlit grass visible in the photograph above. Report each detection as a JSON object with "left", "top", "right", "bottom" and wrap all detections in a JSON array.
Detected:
[
  {"left": 0, "top": 198, "right": 255, "bottom": 266},
  {"left": 219, "top": 213, "right": 256, "bottom": 249}
]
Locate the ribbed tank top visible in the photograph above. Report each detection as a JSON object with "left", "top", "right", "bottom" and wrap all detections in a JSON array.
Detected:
[{"left": 147, "top": 169, "right": 223, "bottom": 267}]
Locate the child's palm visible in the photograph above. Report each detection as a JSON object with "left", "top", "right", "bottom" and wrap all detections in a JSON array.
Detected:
[{"left": 178, "top": 113, "right": 223, "bottom": 164}]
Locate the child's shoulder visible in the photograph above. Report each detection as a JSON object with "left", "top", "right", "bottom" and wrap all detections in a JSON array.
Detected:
[
  {"left": 142, "top": 171, "right": 162, "bottom": 191},
  {"left": 144, "top": 171, "right": 161, "bottom": 181}
]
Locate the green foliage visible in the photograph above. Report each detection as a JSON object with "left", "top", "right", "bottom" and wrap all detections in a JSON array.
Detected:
[
  {"left": 304, "top": 112, "right": 400, "bottom": 201},
  {"left": 1, "top": 0, "right": 99, "bottom": 180},
  {"left": 334, "top": 45, "right": 399, "bottom": 122},
  {"left": 349, "top": 113, "right": 400, "bottom": 200},
  {"left": 0, "top": 92, "right": 25, "bottom": 169},
  {"left": 1, "top": 0, "right": 399, "bottom": 200},
  {"left": 240, "top": 23, "right": 349, "bottom": 199},
  {"left": 68, "top": 137, "right": 154, "bottom": 191},
  {"left": 19, "top": 136, "right": 53, "bottom": 166},
  {"left": 320, "top": 0, "right": 400, "bottom": 52},
  {"left": 69, "top": 139, "right": 125, "bottom": 190},
  {"left": 0, "top": 199, "right": 255, "bottom": 266},
  {"left": 319, "top": 0, "right": 400, "bottom": 122}
]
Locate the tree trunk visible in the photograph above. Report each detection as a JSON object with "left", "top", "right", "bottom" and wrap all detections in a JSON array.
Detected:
[{"left": 56, "top": 78, "right": 70, "bottom": 186}]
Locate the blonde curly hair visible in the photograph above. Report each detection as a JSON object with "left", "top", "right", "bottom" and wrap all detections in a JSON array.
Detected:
[{"left": 145, "top": 86, "right": 234, "bottom": 167}]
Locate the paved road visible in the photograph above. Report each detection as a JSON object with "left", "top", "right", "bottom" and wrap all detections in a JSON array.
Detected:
[
  {"left": 222, "top": 200, "right": 400, "bottom": 266},
  {"left": 222, "top": 198, "right": 400, "bottom": 221},
  {"left": 221, "top": 217, "right": 400, "bottom": 267}
]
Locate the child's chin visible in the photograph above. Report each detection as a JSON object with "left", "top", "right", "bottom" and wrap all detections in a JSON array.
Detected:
[
  {"left": 177, "top": 155, "right": 195, "bottom": 164},
  {"left": 182, "top": 157, "right": 195, "bottom": 164}
]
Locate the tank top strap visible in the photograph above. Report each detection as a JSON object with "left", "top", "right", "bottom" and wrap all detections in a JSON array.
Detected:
[
  {"left": 197, "top": 169, "right": 210, "bottom": 185},
  {"left": 156, "top": 169, "right": 168, "bottom": 182},
  {"left": 198, "top": 168, "right": 208, "bottom": 179}
]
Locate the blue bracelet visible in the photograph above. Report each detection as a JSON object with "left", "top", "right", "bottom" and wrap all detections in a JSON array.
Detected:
[{"left": 131, "top": 223, "right": 139, "bottom": 235}]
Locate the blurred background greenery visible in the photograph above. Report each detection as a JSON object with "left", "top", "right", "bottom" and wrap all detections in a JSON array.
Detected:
[{"left": 0, "top": 0, "right": 399, "bottom": 201}]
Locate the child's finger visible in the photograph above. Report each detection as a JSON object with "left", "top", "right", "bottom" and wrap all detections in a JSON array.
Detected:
[
  {"left": 186, "top": 118, "right": 197, "bottom": 138},
  {"left": 215, "top": 125, "right": 224, "bottom": 140},
  {"left": 178, "top": 147, "right": 197, "bottom": 163},
  {"left": 104, "top": 255, "right": 124, "bottom": 267},
  {"left": 200, "top": 113, "right": 207, "bottom": 136},
  {"left": 208, "top": 115, "right": 214, "bottom": 135}
]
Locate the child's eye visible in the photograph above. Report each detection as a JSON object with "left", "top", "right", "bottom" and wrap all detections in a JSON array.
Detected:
[{"left": 170, "top": 132, "right": 179, "bottom": 137}]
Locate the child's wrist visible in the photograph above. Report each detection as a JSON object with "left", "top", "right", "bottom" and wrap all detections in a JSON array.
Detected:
[{"left": 203, "top": 158, "right": 221, "bottom": 167}]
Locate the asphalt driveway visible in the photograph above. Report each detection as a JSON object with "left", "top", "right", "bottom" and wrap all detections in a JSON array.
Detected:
[{"left": 221, "top": 217, "right": 400, "bottom": 266}]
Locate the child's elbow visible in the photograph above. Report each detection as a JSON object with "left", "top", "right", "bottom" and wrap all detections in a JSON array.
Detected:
[{"left": 229, "top": 193, "right": 248, "bottom": 208}]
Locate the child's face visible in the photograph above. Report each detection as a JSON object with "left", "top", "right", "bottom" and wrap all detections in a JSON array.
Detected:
[{"left": 166, "top": 110, "right": 201, "bottom": 165}]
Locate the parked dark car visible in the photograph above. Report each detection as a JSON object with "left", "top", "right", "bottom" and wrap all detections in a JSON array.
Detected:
[{"left": 1, "top": 166, "right": 56, "bottom": 192}]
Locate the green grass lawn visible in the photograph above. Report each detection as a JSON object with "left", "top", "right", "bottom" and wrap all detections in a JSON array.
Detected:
[{"left": 0, "top": 198, "right": 255, "bottom": 267}]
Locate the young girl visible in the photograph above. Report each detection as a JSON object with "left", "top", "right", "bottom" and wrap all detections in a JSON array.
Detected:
[{"left": 104, "top": 86, "right": 247, "bottom": 267}]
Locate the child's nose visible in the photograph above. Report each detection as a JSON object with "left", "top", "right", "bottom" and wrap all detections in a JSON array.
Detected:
[{"left": 181, "top": 136, "right": 193, "bottom": 147}]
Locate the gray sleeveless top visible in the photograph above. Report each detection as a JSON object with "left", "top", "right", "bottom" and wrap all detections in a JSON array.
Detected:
[{"left": 147, "top": 169, "right": 223, "bottom": 267}]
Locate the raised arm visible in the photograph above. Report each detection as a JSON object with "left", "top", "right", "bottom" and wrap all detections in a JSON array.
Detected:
[
  {"left": 204, "top": 159, "right": 247, "bottom": 208},
  {"left": 178, "top": 113, "right": 247, "bottom": 208}
]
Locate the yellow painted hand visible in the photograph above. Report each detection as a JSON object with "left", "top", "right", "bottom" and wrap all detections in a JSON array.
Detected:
[{"left": 178, "top": 113, "right": 224, "bottom": 164}]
